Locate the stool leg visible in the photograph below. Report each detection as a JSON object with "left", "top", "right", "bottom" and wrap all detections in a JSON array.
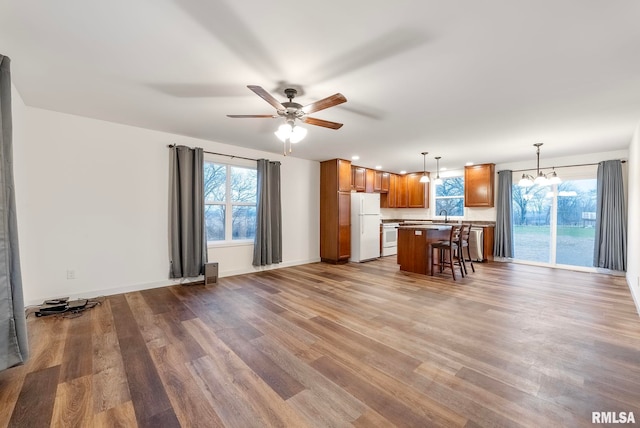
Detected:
[
  {"left": 465, "top": 246, "right": 475, "bottom": 272},
  {"left": 449, "top": 248, "right": 456, "bottom": 281}
]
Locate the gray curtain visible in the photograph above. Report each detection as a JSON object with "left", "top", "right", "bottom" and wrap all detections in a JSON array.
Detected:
[
  {"left": 169, "top": 145, "right": 207, "bottom": 278},
  {"left": 593, "top": 160, "right": 627, "bottom": 271},
  {"left": 0, "top": 54, "right": 29, "bottom": 371},
  {"left": 253, "top": 159, "right": 282, "bottom": 266},
  {"left": 494, "top": 170, "right": 514, "bottom": 258}
]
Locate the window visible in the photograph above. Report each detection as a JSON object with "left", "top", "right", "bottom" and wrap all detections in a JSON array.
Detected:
[
  {"left": 511, "top": 166, "right": 597, "bottom": 268},
  {"left": 434, "top": 176, "right": 464, "bottom": 217},
  {"left": 204, "top": 161, "right": 257, "bottom": 243}
]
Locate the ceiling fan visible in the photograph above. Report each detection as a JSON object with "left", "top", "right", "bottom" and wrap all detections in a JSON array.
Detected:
[{"left": 227, "top": 85, "right": 347, "bottom": 153}]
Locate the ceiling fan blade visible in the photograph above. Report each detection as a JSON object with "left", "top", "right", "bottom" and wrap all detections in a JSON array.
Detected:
[
  {"left": 247, "top": 85, "right": 285, "bottom": 110},
  {"left": 302, "top": 117, "right": 344, "bottom": 130},
  {"left": 227, "top": 114, "right": 278, "bottom": 118},
  {"left": 301, "top": 93, "right": 347, "bottom": 114}
]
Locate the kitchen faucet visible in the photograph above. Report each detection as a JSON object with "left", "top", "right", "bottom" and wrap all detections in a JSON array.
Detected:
[{"left": 439, "top": 209, "right": 448, "bottom": 223}]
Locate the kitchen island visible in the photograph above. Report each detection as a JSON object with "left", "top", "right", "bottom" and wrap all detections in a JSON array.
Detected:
[{"left": 397, "top": 224, "right": 451, "bottom": 275}]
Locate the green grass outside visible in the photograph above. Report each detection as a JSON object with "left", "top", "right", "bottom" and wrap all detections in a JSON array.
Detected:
[{"left": 513, "top": 225, "right": 595, "bottom": 267}]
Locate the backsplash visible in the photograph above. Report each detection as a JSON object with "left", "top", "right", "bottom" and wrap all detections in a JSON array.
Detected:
[{"left": 380, "top": 206, "right": 496, "bottom": 222}]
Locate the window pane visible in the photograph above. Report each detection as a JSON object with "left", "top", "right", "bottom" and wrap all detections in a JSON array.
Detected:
[
  {"left": 232, "top": 205, "right": 256, "bottom": 240},
  {"left": 556, "top": 179, "right": 597, "bottom": 267},
  {"left": 436, "top": 177, "right": 464, "bottom": 197},
  {"left": 205, "top": 204, "right": 225, "bottom": 241},
  {"left": 231, "top": 166, "right": 257, "bottom": 203},
  {"left": 204, "top": 162, "right": 226, "bottom": 203},
  {"left": 435, "top": 198, "right": 464, "bottom": 216},
  {"left": 512, "top": 184, "right": 551, "bottom": 263}
]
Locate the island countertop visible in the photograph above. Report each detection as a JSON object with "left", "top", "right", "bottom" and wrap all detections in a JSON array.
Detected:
[
  {"left": 396, "top": 224, "right": 451, "bottom": 230},
  {"left": 397, "top": 226, "right": 451, "bottom": 275}
]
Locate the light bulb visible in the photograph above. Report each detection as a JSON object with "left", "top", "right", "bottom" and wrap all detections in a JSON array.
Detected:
[
  {"left": 289, "top": 125, "right": 307, "bottom": 144},
  {"left": 534, "top": 172, "right": 548, "bottom": 185},
  {"left": 274, "top": 123, "right": 292, "bottom": 142},
  {"left": 548, "top": 171, "right": 561, "bottom": 184},
  {"left": 518, "top": 174, "right": 534, "bottom": 187}
]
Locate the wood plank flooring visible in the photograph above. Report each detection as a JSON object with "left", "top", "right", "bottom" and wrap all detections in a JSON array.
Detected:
[{"left": 2, "top": 258, "right": 640, "bottom": 427}]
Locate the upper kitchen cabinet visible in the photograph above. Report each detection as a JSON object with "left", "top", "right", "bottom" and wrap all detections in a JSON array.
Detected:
[
  {"left": 395, "top": 174, "right": 408, "bottom": 208},
  {"left": 464, "top": 163, "right": 495, "bottom": 207},
  {"left": 381, "top": 173, "right": 397, "bottom": 207},
  {"left": 374, "top": 171, "right": 382, "bottom": 192},
  {"left": 407, "top": 172, "right": 429, "bottom": 208},
  {"left": 381, "top": 172, "right": 390, "bottom": 192},
  {"left": 365, "top": 168, "right": 375, "bottom": 193},
  {"left": 351, "top": 166, "right": 366, "bottom": 192}
]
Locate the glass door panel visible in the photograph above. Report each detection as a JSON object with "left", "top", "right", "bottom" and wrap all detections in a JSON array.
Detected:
[
  {"left": 512, "top": 176, "right": 597, "bottom": 268},
  {"left": 512, "top": 184, "right": 552, "bottom": 263},
  {"left": 555, "top": 179, "right": 597, "bottom": 267}
]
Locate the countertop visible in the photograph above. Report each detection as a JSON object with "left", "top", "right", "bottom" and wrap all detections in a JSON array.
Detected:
[
  {"left": 382, "top": 219, "right": 495, "bottom": 228},
  {"left": 396, "top": 224, "right": 451, "bottom": 230}
]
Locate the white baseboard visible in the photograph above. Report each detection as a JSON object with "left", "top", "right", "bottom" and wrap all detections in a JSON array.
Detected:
[
  {"left": 627, "top": 275, "right": 640, "bottom": 317},
  {"left": 24, "top": 257, "right": 321, "bottom": 307}
]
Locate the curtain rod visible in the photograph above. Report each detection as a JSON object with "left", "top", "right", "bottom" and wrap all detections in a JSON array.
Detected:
[
  {"left": 509, "top": 159, "right": 626, "bottom": 173},
  {"left": 167, "top": 144, "right": 258, "bottom": 162}
]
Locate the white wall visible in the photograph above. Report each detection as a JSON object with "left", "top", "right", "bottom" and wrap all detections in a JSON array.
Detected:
[
  {"left": 12, "top": 101, "right": 319, "bottom": 305},
  {"left": 627, "top": 124, "right": 640, "bottom": 314}
]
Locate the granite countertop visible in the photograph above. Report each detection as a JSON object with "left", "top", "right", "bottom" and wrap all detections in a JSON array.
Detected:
[
  {"left": 396, "top": 224, "right": 451, "bottom": 230},
  {"left": 382, "top": 219, "right": 495, "bottom": 228}
]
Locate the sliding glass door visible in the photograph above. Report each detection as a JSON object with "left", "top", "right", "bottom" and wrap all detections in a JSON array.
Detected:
[{"left": 511, "top": 167, "right": 597, "bottom": 268}]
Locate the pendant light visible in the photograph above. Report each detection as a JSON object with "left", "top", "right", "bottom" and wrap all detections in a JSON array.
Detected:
[
  {"left": 419, "top": 152, "right": 430, "bottom": 183},
  {"left": 518, "top": 143, "right": 561, "bottom": 187},
  {"left": 434, "top": 156, "right": 443, "bottom": 185}
]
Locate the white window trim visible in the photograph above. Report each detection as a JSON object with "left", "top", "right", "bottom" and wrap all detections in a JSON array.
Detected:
[
  {"left": 204, "top": 156, "right": 257, "bottom": 244},
  {"left": 432, "top": 174, "right": 465, "bottom": 219}
]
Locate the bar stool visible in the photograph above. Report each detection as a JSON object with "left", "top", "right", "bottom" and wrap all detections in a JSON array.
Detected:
[
  {"left": 429, "top": 224, "right": 464, "bottom": 280},
  {"left": 458, "top": 224, "right": 475, "bottom": 275}
]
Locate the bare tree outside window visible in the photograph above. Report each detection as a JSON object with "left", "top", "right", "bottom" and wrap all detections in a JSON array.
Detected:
[
  {"left": 435, "top": 176, "right": 464, "bottom": 216},
  {"left": 204, "top": 162, "right": 256, "bottom": 242}
]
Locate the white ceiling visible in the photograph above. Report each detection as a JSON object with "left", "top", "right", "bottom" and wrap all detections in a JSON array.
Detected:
[{"left": 2, "top": 0, "right": 639, "bottom": 173}]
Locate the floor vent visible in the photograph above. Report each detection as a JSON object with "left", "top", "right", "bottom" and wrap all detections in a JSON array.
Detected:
[{"left": 205, "top": 262, "right": 218, "bottom": 285}]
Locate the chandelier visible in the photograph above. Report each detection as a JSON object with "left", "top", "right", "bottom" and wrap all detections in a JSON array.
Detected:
[{"left": 518, "top": 143, "right": 562, "bottom": 187}]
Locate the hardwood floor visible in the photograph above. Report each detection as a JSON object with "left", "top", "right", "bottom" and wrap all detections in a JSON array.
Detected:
[{"left": 2, "top": 258, "right": 639, "bottom": 427}]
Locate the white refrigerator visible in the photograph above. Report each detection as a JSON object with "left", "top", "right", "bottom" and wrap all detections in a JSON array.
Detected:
[{"left": 350, "top": 193, "right": 381, "bottom": 262}]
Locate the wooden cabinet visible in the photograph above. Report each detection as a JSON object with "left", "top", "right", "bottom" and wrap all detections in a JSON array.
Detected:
[
  {"left": 465, "top": 163, "right": 495, "bottom": 207},
  {"left": 374, "top": 171, "right": 383, "bottom": 192},
  {"left": 381, "top": 172, "right": 390, "bottom": 192},
  {"left": 396, "top": 174, "right": 408, "bottom": 208},
  {"left": 482, "top": 226, "right": 494, "bottom": 261},
  {"left": 321, "top": 159, "right": 352, "bottom": 263},
  {"left": 365, "top": 168, "right": 375, "bottom": 193},
  {"left": 381, "top": 173, "right": 397, "bottom": 208},
  {"left": 351, "top": 166, "right": 365, "bottom": 192},
  {"left": 407, "top": 172, "right": 428, "bottom": 208}
]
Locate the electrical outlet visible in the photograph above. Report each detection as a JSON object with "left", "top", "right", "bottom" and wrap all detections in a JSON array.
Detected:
[{"left": 66, "top": 269, "right": 75, "bottom": 280}]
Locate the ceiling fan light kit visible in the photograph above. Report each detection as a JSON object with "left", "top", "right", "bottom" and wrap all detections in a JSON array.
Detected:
[
  {"left": 227, "top": 85, "right": 347, "bottom": 155},
  {"left": 518, "top": 142, "right": 562, "bottom": 187}
]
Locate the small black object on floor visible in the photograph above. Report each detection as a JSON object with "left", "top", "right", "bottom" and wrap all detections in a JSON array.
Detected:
[{"left": 31, "top": 296, "right": 103, "bottom": 317}]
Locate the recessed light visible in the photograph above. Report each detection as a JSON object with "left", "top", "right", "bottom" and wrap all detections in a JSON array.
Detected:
[
  {"left": 375, "top": 165, "right": 382, "bottom": 170},
  {"left": 399, "top": 170, "right": 407, "bottom": 174},
  {"left": 440, "top": 167, "right": 447, "bottom": 171},
  {"left": 465, "top": 162, "right": 474, "bottom": 166},
  {"left": 351, "top": 155, "right": 360, "bottom": 160}
]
